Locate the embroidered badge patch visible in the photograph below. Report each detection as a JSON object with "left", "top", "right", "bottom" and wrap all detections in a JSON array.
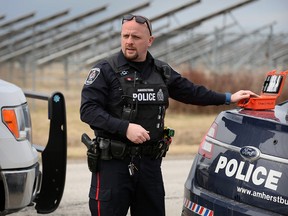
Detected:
[
  {"left": 85, "top": 68, "right": 100, "bottom": 85},
  {"left": 157, "top": 89, "right": 164, "bottom": 101}
]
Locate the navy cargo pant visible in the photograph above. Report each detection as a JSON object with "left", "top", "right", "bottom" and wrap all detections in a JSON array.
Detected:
[{"left": 88, "top": 156, "right": 165, "bottom": 216}]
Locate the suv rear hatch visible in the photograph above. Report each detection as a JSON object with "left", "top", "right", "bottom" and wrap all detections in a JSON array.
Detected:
[{"left": 196, "top": 104, "right": 288, "bottom": 215}]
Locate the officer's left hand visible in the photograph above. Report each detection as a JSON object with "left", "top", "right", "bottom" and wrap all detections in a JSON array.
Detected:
[{"left": 126, "top": 123, "right": 150, "bottom": 144}]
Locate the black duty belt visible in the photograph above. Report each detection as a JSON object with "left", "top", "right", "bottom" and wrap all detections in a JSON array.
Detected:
[
  {"left": 127, "top": 144, "right": 155, "bottom": 156},
  {"left": 99, "top": 138, "right": 169, "bottom": 160},
  {"left": 83, "top": 135, "right": 171, "bottom": 173}
]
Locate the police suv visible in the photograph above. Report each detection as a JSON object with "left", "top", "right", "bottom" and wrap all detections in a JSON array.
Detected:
[
  {"left": 182, "top": 71, "right": 288, "bottom": 216},
  {"left": 0, "top": 79, "right": 67, "bottom": 215}
]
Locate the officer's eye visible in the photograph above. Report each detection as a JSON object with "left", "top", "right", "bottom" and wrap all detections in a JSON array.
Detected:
[
  {"left": 132, "top": 35, "right": 141, "bottom": 40},
  {"left": 122, "top": 34, "right": 129, "bottom": 39}
]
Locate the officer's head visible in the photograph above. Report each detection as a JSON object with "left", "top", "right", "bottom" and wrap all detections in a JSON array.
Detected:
[{"left": 121, "top": 14, "right": 154, "bottom": 62}]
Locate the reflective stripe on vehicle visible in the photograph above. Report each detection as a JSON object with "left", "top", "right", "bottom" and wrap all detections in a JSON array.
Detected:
[{"left": 183, "top": 197, "right": 214, "bottom": 216}]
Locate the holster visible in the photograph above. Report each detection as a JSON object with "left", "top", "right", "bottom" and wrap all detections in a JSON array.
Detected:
[
  {"left": 87, "top": 148, "right": 100, "bottom": 173},
  {"left": 152, "top": 138, "right": 171, "bottom": 159}
]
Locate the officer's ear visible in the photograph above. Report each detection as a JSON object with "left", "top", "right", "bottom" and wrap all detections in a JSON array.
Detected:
[{"left": 148, "top": 36, "right": 155, "bottom": 47}]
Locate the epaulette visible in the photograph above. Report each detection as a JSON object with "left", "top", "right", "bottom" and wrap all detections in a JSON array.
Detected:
[
  {"left": 154, "top": 59, "right": 171, "bottom": 84},
  {"left": 104, "top": 53, "right": 128, "bottom": 73}
]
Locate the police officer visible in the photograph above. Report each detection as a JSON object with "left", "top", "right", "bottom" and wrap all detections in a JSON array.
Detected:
[{"left": 80, "top": 14, "right": 257, "bottom": 216}]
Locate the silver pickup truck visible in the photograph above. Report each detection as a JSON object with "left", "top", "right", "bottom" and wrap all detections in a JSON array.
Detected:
[{"left": 0, "top": 79, "right": 67, "bottom": 215}]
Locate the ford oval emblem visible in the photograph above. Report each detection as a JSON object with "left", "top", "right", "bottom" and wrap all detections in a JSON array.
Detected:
[{"left": 240, "top": 146, "right": 260, "bottom": 161}]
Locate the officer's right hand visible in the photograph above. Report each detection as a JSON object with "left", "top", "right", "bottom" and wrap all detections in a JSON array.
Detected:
[{"left": 126, "top": 123, "right": 150, "bottom": 144}]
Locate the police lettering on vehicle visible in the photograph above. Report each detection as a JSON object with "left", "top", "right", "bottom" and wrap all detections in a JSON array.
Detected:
[{"left": 214, "top": 155, "right": 282, "bottom": 191}]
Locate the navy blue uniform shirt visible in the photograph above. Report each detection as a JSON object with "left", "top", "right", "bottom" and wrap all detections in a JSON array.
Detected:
[{"left": 80, "top": 51, "right": 226, "bottom": 139}]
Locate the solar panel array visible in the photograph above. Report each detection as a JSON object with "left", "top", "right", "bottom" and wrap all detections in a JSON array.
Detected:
[{"left": 0, "top": 0, "right": 287, "bottom": 89}]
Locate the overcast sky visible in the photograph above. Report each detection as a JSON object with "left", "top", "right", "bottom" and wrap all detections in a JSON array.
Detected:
[{"left": 1, "top": 0, "right": 287, "bottom": 34}]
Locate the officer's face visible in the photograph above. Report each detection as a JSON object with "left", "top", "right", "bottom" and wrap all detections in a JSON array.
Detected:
[{"left": 121, "top": 19, "right": 154, "bottom": 62}]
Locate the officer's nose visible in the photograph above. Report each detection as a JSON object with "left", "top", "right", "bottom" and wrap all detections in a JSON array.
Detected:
[{"left": 126, "top": 36, "right": 134, "bottom": 44}]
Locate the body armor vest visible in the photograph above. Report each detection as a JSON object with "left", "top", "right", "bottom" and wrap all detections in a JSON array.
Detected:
[{"left": 106, "top": 55, "right": 170, "bottom": 142}]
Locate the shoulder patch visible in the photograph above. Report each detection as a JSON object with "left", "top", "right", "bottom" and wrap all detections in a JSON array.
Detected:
[{"left": 85, "top": 68, "right": 100, "bottom": 85}]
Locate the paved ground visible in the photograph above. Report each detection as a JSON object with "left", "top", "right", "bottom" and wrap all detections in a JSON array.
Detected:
[{"left": 13, "top": 155, "right": 194, "bottom": 216}]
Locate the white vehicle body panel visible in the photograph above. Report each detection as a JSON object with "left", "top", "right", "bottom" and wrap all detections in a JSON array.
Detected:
[{"left": 0, "top": 79, "right": 38, "bottom": 169}]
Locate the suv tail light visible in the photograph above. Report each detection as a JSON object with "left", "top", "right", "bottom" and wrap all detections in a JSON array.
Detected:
[
  {"left": 198, "top": 122, "right": 218, "bottom": 159},
  {"left": 2, "top": 103, "right": 32, "bottom": 142}
]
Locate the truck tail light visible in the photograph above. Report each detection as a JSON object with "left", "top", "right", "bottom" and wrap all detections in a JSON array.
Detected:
[
  {"left": 198, "top": 122, "right": 217, "bottom": 159},
  {"left": 2, "top": 103, "right": 32, "bottom": 142}
]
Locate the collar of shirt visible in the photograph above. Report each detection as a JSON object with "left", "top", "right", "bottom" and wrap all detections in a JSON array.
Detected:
[
  {"left": 118, "top": 50, "right": 153, "bottom": 68},
  {"left": 118, "top": 50, "right": 154, "bottom": 79}
]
